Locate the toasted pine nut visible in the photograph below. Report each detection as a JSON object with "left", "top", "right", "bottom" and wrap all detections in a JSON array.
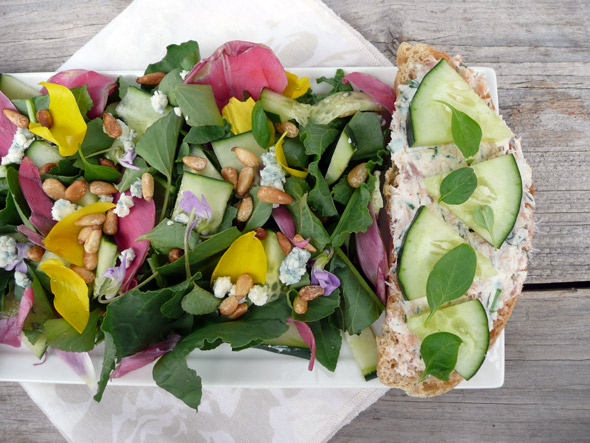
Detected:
[
  {"left": 298, "top": 285, "right": 325, "bottom": 301},
  {"left": 99, "top": 158, "right": 118, "bottom": 170},
  {"left": 136, "top": 72, "right": 166, "bottom": 85},
  {"left": 236, "top": 196, "right": 253, "bottom": 222},
  {"left": 27, "top": 245, "right": 45, "bottom": 262},
  {"left": 103, "top": 113, "right": 122, "bottom": 138},
  {"left": 254, "top": 227, "right": 267, "bottom": 240},
  {"left": 232, "top": 147, "right": 260, "bottom": 168},
  {"left": 274, "top": 121, "right": 299, "bottom": 138},
  {"left": 141, "top": 172, "right": 154, "bottom": 202},
  {"left": 257, "top": 186, "right": 293, "bottom": 205},
  {"left": 89, "top": 181, "right": 118, "bottom": 195},
  {"left": 237, "top": 167, "right": 254, "bottom": 197},
  {"left": 78, "top": 226, "right": 93, "bottom": 245},
  {"left": 347, "top": 163, "right": 369, "bottom": 188},
  {"left": 103, "top": 209, "right": 118, "bottom": 235},
  {"left": 182, "top": 156, "right": 208, "bottom": 171},
  {"left": 228, "top": 303, "right": 248, "bottom": 320},
  {"left": 83, "top": 251, "right": 98, "bottom": 271},
  {"left": 42, "top": 178, "right": 66, "bottom": 200},
  {"left": 168, "top": 248, "right": 183, "bottom": 263},
  {"left": 36, "top": 109, "right": 53, "bottom": 128},
  {"left": 3, "top": 108, "right": 29, "bottom": 128},
  {"left": 75, "top": 213, "right": 106, "bottom": 227},
  {"left": 221, "top": 167, "right": 238, "bottom": 189},
  {"left": 293, "top": 234, "right": 317, "bottom": 253},
  {"left": 220, "top": 296, "right": 239, "bottom": 316},
  {"left": 38, "top": 162, "right": 57, "bottom": 175},
  {"left": 293, "top": 296, "right": 308, "bottom": 314},
  {"left": 84, "top": 226, "right": 102, "bottom": 254},
  {"left": 235, "top": 274, "right": 254, "bottom": 300},
  {"left": 70, "top": 265, "right": 95, "bottom": 284},
  {"left": 65, "top": 180, "right": 87, "bottom": 202},
  {"left": 276, "top": 231, "right": 292, "bottom": 255}
]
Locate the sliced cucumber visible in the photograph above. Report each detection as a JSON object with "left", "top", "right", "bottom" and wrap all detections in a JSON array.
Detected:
[
  {"left": 408, "top": 59, "right": 513, "bottom": 147},
  {"left": 407, "top": 299, "right": 489, "bottom": 380},
  {"left": 94, "top": 237, "right": 118, "bottom": 298},
  {"left": 25, "top": 141, "right": 64, "bottom": 168},
  {"left": 325, "top": 130, "right": 355, "bottom": 185},
  {"left": 259, "top": 88, "right": 312, "bottom": 126},
  {"left": 115, "top": 86, "right": 169, "bottom": 137},
  {"left": 171, "top": 172, "right": 234, "bottom": 233},
  {"left": 77, "top": 189, "right": 99, "bottom": 207},
  {"left": 261, "top": 231, "right": 286, "bottom": 302},
  {"left": 22, "top": 333, "right": 47, "bottom": 359},
  {"left": 397, "top": 206, "right": 496, "bottom": 300},
  {"left": 184, "top": 145, "right": 222, "bottom": 180},
  {"left": 0, "top": 74, "right": 40, "bottom": 100},
  {"left": 211, "top": 131, "right": 267, "bottom": 172},
  {"left": 424, "top": 154, "right": 523, "bottom": 248},
  {"left": 265, "top": 322, "right": 308, "bottom": 348},
  {"left": 310, "top": 92, "right": 383, "bottom": 125},
  {"left": 345, "top": 327, "right": 379, "bottom": 380}
]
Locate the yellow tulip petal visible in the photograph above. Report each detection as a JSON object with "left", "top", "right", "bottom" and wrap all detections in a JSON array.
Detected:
[
  {"left": 29, "top": 82, "right": 87, "bottom": 156},
  {"left": 211, "top": 231, "right": 267, "bottom": 285},
  {"left": 44, "top": 202, "right": 115, "bottom": 267},
  {"left": 221, "top": 97, "right": 256, "bottom": 134},
  {"left": 283, "top": 72, "right": 311, "bottom": 99},
  {"left": 275, "top": 132, "right": 308, "bottom": 178},
  {"left": 39, "top": 259, "right": 89, "bottom": 333}
]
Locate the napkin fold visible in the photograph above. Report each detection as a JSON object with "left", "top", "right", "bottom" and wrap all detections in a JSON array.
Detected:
[{"left": 22, "top": 0, "right": 392, "bottom": 441}]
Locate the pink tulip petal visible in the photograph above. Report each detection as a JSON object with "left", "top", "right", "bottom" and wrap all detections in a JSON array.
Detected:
[
  {"left": 17, "top": 225, "right": 45, "bottom": 247},
  {"left": 355, "top": 208, "right": 388, "bottom": 305},
  {"left": 342, "top": 72, "right": 396, "bottom": 113},
  {"left": 0, "top": 91, "right": 18, "bottom": 158},
  {"left": 184, "top": 41, "right": 287, "bottom": 110},
  {"left": 19, "top": 157, "right": 56, "bottom": 236},
  {"left": 288, "top": 318, "right": 316, "bottom": 371},
  {"left": 54, "top": 349, "right": 97, "bottom": 389},
  {"left": 112, "top": 334, "right": 181, "bottom": 379},
  {"left": 272, "top": 206, "right": 295, "bottom": 240},
  {"left": 0, "top": 287, "right": 34, "bottom": 347},
  {"left": 114, "top": 193, "right": 155, "bottom": 293},
  {"left": 43, "top": 70, "right": 117, "bottom": 119}
]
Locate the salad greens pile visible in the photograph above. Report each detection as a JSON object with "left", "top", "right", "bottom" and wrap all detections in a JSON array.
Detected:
[{"left": 0, "top": 39, "right": 395, "bottom": 411}]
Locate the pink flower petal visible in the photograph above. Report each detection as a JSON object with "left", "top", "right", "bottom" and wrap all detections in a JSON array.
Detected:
[
  {"left": 355, "top": 208, "right": 388, "bottom": 305},
  {"left": 54, "top": 349, "right": 97, "bottom": 389},
  {"left": 112, "top": 334, "right": 181, "bottom": 379},
  {"left": 0, "top": 91, "right": 18, "bottom": 158},
  {"left": 288, "top": 318, "right": 316, "bottom": 371},
  {"left": 19, "top": 157, "right": 56, "bottom": 236},
  {"left": 114, "top": 193, "right": 155, "bottom": 293},
  {"left": 184, "top": 41, "right": 287, "bottom": 110},
  {"left": 271, "top": 206, "right": 295, "bottom": 240},
  {"left": 342, "top": 72, "right": 396, "bottom": 113},
  {"left": 0, "top": 287, "right": 34, "bottom": 347},
  {"left": 17, "top": 225, "right": 45, "bottom": 247},
  {"left": 291, "top": 237, "right": 311, "bottom": 249},
  {"left": 43, "top": 70, "right": 117, "bottom": 119}
]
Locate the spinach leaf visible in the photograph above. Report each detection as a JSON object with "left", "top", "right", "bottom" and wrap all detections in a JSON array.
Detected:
[
  {"left": 156, "top": 68, "right": 183, "bottom": 106},
  {"left": 281, "top": 137, "right": 310, "bottom": 168},
  {"left": 473, "top": 205, "right": 495, "bottom": 244},
  {"left": 284, "top": 176, "right": 310, "bottom": 197},
  {"left": 45, "top": 309, "right": 100, "bottom": 352},
  {"left": 329, "top": 248, "right": 383, "bottom": 334},
  {"left": 0, "top": 193, "right": 21, "bottom": 226},
  {"left": 218, "top": 205, "right": 238, "bottom": 232},
  {"left": 135, "top": 112, "right": 182, "bottom": 180},
  {"left": 138, "top": 219, "right": 198, "bottom": 254},
  {"left": 70, "top": 85, "right": 94, "bottom": 119},
  {"left": 332, "top": 176, "right": 354, "bottom": 205},
  {"left": 252, "top": 101, "right": 271, "bottom": 148},
  {"left": 287, "top": 193, "right": 331, "bottom": 251},
  {"left": 175, "top": 84, "right": 223, "bottom": 127},
  {"left": 330, "top": 183, "right": 373, "bottom": 248},
  {"left": 94, "top": 332, "right": 116, "bottom": 402},
  {"left": 181, "top": 285, "right": 221, "bottom": 316},
  {"left": 243, "top": 186, "right": 272, "bottom": 232},
  {"left": 145, "top": 40, "right": 200, "bottom": 74},
  {"left": 307, "top": 161, "right": 338, "bottom": 218},
  {"left": 6, "top": 167, "right": 34, "bottom": 230},
  {"left": 290, "top": 289, "right": 340, "bottom": 322},
  {"left": 308, "top": 317, "right": 342, "bottom": 372},
  {"left": 346, "top": 112, "right": 384, "bottom": 161},
  {"left": 418, "top": 332, "right": 462, "bottom": 382},
  {"left": 426, "top": 244, "right": 477, "bottom": 323},
  {"left": 299, "top": 123, "right": 339, "bottom": 156},
  {"left": 316, "top": 69, "right": 353, "bottom": 97},
  {"left": 437, "top": 101, "right": 482, "bottom": 161},
  {"left": 80, "top": 118, "right": 115, "bottom": 156},
  {"left": 78, "top": 148, "right": 122, "bottom": 183},
  {"left": 184, "top": 124, "right": 230, "bottom": 144},
  {"left": 439, "top": 167, "right": 477, "bottom": 205}
]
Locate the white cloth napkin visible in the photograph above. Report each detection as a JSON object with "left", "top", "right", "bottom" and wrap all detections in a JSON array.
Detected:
[{"left": 21, "top": 1, "right": 392, "bottom": 441}]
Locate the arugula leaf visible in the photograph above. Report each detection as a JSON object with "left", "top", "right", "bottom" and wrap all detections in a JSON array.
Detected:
[
  {"left": 418, "top": 332, "right": 462, "bottom": 383},
  {"left": 346, "top": 112, "right": 384, "bottom": 161},
  {"left": 332, "top": 176, "right": 354, "bottom": 205},
  {"left": 70, "top": 85, "right": 94, "bottom": 119},
  {"left": 184, "top": 124, "right": 230, "bottom": 144},
  {"left": 94, "top": 331, "right": 116, "bottom": 402},
  {"left": 252, "top": 101, "right": 271, "bottom": 148},
  {"left": 138, "top": 218, "right": 198, "bottom": 254},
  {"left": 181, "top": 285, "right": 221, "bottom": 316},
  {"left": 308, "top": 317, "right": 342, "bottom": 372},
  {"left": 281, "top": 137, "right": 310, "bottom": 168},
  {"left": 78, "top": 148, "right": 122, "bottom": 183},
  {"left": 45, "top": 309, "right": 100, "bottom": 352},
  {"left": 439, "top": 167, "right": 477, "bottom": 205},
  {"left": 287, "top": 193, "right": 331, "bottom": 251},
  {"left": 329, "top": 248, "right": 383, "bottom": 334},
  {"left": 316, "top": 69, "right": 354, "bottom": 97},
  {"left": 426, "top": 244, "right": 477, "bottom": 323},
  {"left": 330, "top": 183, "right": 373, "bottom": 248},
  {"left": 307, "top": 161, "right": 338, "bottom": 217},
  {"left": 473, "top": 205, "right": 495, "bottom": 244},
  {"left": 299, "top": 123, "right": 339, "bottom": 156},
  {"left": 145, "top": 40, "right": 200, "bottom": 74},
  {"left": 291, "top": 289, "right": 340, "bottom": 322},
  {"left": 243, "top": 186, "right": 273, "bottom": 232},
  {"left": 437, "top": 101, "right": 482, "bottom": 161},
  {"left": 80, "top": 118, "right": 114, "bottom": 156}
]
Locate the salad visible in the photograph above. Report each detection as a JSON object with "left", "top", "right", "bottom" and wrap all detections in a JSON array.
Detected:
[{"left": 0, "top": 40, "right": 395, "bottom": 411}]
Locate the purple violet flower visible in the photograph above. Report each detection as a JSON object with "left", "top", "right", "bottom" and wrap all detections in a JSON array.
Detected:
[
  {"left": 180, "top": 191, "right": 213, "bottom": 233},
  {"left": 100, "top": 254, "right": 127, "bottom": 299},
  {"left": 5, "top": 243, "right": 30, "bottom": 273},
  {"left": 118, "top": 149, "right": 140, "bottom": 170},
  {"left": 311, "top": 266, "right": 340, "bottom": 296}
]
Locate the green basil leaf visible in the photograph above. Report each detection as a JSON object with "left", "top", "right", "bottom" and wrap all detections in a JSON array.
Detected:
[
  {"left": 300, "top": 123, "right": 339, "bottom": 156},
  {"left": 251, "top": 101, "right": 271, "bottom": 148},
  {"left": 473, "top": 204, "right": 495, "bottom": 243},
  {"left": 138, "top": 218, "right": 198, "bottom": 254},
  {"left": 308, "top": 316, "right": 342, "bottom": 372},
  {"left": 145, "top": 40, "right": 200, "bottom": 74},
  {"left": 439, "top": 167, "right": 477, "bottom": 205},
  {"left": 418, "top": 331, "right": 462, "bottom": 382},
  {"left": 437, "top": 101, "right": 482, "bottom": 161},
  {"left": 45, "top": 309, "right": 100, "bottom": 352},
  {"left": 426, "top": 244, "right": 477, "bottom": 323},
  {"left": 78, "top": 148, "right": 122, "bottom": 183}
]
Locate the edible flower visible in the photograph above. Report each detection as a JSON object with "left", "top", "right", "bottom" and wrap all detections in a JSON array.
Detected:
[
  {"left": 288, "top": 319, "right": 317, "bottom": 371},
  {"left": 117, "top": 149, "right": 140, "bottom": 170},
  {"left": 221, "top": 97, "right": 256, "bottom": 134},
  {"left": 53, "top": 349, "right": 97, "bottom": 389},
  {"left": 342, "top": 72, "right": 396, "bottom": 113},
  {"left": 0, "top": 287, "right": 34, "bottom": 347},
  {"left": 274, "top": 132, "right": 308, "bottom": 179},
  {"left": 180, "top": 191, "right": 213, "bottom": 234},
  {"left": 39, "top": 259, "right": 89, "bottom": 334},
  {"left": 310, "top": 250, "right": 341, "bottom": 297},
  {"left": 19, "top": 157, "right": 56, "bottom": 235},
  {"left": 44, "top": 202, "right": 115, "bottom": 267},
  {"left": 283, "top": 72, "right": 311, "bottom": 99},
  {"left": 99, "top": 254, "right": 128, "bottom": 301},
  {"left": 28, "top": 82, "right": 87, "bottom": 156},
  {"left": 211, "top": 231, "right": 267, "bottom": 285},
  {"left": 113, "top": 333, "right": 181, "bottom": 379},
  {"left": 0, "top": 91, "right": 18, "bottom": 158}
]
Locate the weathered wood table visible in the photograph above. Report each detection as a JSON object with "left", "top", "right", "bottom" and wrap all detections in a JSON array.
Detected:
[{"left": 1, "top": 0, "right": 589, "bottom": 441}]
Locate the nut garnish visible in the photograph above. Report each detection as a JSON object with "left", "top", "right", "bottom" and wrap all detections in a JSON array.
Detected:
[
  {"left": 257, "top": 187, "right": 293, "bottom": 205},
  {"left": 293, "top": 296, "right": 308, "bottom": 314},
  {"left": 235, "top": 273, "right": 254, "bottom": 300},
  {"left": 78, "top": 226, "right": 93, "bottom": 245},
  {"left": 237, "top": 167, "right": 254, "bottom": 197},
  {"left": 298, "top": 285, "right": 325, "bottom": 301},
  {"left": 136, "top": 72, "right": 167, "bottom": 85},
  {"left": 2, "top": 109, "right": 29, "bottom": 128},
  {"left": 74, "top": 213, "right": 106, "bottom": 227},
  {"left": 236, "top": 196, "right": 253, "bottom": 222},
  {"left": 274, "top": 122, "right": 299, "bottom": 138},
  {"left": 36, "top": 109, "right": 53, "bottom": 128},
  {"left": 84, "top": 226, "right": 102, "bottom": 254},
  {"left": 89, "top": 180, "right": 117, "bottom": 195},
  {"left": 142, "top": 172, "right": 154, "bottom": 202},
  {"left": 219, "top": 296, "right": 239, "bottom": 316},
  {"left": 293, "top": 234, "right": 317, "bottom": 253},
  {"left": 99, "top": 158, "right": 118, "bottom": 170},
  {"left": 103, "top": 209, "right": 118, "bottom": 235},
  {"left": 276, "top": 231, "right": 292, "bottom": 255},
  {"left": 39, "top": 162, "right": 57, "bottom": 175},
  {"left": 70, "top": 265, "right": 95, "bottom": 284},
  {"left": 103, "top": 112, "right": 122, "bottom": 138},
  {"left": 83, "top": 251, "right": 98, "bottom": 271},
  {"left": 228, "top": 303, "right": 248, "bottom": 320},
  {"left": 232, "top": 147, "right": 259, "bottom": 168},
  {"left": 182, "top": 156, "right": 208, "bottom": 171},
  {"left": 347, "top": 163, "right": 369, "bottom": 188},
  {"left": 64, "top": 180, "right": 87, "bottom": 202},
  {"left": 221, "top": 167, "right": 238, "bottom": 189},
  {"left": 27, "top": 245, "right": 45, "bottom": 262},
  {"left": 168, "top": 248, "right": 184, "bottom": 263},
  {"left": 42, "top": 178, "right": 66, "bottom": 200},
  {"left": 254, "top": 227, "right": 267, "bottom": 240}
]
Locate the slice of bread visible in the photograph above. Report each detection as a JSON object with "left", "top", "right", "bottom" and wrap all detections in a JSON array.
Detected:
[{"left": 377, "top": 43, "right": 535, "bottom": 397}]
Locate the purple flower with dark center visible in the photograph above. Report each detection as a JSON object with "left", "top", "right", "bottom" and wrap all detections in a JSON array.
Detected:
[
  {"left": 100, "top": 254, "right": 127, "bottom": 299},
  {"left": 311, "top": 266, "right": 340, "bottom": 296},
  {"left": 6, "top": 243, "right": 30, "bottom": 273},
  {"left": 118, "top": 149, "right": 140, "bottom": 170},
  {"left": 180, "top": 191, "right": 213, "bottom": 233}
]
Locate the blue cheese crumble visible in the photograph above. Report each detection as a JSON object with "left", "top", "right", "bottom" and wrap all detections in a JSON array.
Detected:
[
  {"left": 260, "top": 147, "right": 286, "bottom": 191},
  {"left": 98, "top": 194, "right": 114, "bottom": 203},
  {"left": 15, "top": 271, "right": 31, "bottom": 288},
  {"left": 279, "top": 247, "right": 311, "bottom": 285},
  {"left": 1, "top": 128, "right": 35, "bottom": 165},
  {"left": 114, "top": 194, "right": 135, "bottom": 218},
  {"left": 213, "top": 276, "right": 233, "bottom": 299},
  {"left": 150, "top": 90, "right": 168, "bottom": 114},
  {"left": 51, "top": 199, "right": 81, "bottom": 221},
  {"left": 118, "top": 248, "right": 135, "bottom": 268},
  {"left": 130, "top": 178, "right": 143, "bottom": 199},
  {"left": 0, "top": 236, "right": 17, "bottom": 268}
]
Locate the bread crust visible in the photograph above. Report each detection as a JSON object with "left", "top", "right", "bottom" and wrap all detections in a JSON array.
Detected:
[{"left": 377, "top": 42, "right": 534, "bottom": 397}]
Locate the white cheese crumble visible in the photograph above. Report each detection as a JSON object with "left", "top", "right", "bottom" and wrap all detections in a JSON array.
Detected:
[
  {"left": 260, "top": 147, "right": 287, "bottom": 191},
  {"left": 248, "top": 285, "right": 269, "bottom": 306},
  {"left": 98, "top": 194, "right": 114, "bottom": 203},
  {"left": 51, "top": 199, "right": 80, "bottom": 221},
  {"left": 179, "top": 70, "right": 190, "bottom": 80},
  {"left": 114, "top": 194, "right": 135, "bottom": 218},
  {"left": 150, "top": 90, "right": 168, "bottom": 114},
  {"left": 213, "top": 276, "right": 233, "bottom": 299},
  {"left": 1, "top": 128, "right": 35, "bottom": 165},
  {"left": 118, "top": 248, "right": 135, "bottom": 268},
  {"left": 174, "top": 107, "right": 182, "bottom": 117},
  {"left": 15, "top": 271, "right": 31, "bottom": 288},
  {"left": 279, "top": 247, "right": 311, "bottom": 285},
  {"left": 0, "top": 236, "right": 17, "bottom": 268},
  {"left": 130, "top": 177, "right": 143, "bottom": 199},
  {"left": 174, "top": 213, "right": 189, "bottom": 225},
  {"left": 166, "top": 220, "right": 174, "bottom": 226}
]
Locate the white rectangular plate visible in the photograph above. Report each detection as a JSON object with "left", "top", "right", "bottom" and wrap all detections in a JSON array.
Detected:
[{"left": 0, "top": 67, "right": 504, "bottom": 389}]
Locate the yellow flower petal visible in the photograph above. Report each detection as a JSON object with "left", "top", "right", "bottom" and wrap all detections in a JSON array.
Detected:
[
  {"left": 283, "top": 72, "right": 311, "bottom": 99},
  {"left": 211, "top": 231, "right": 267, "bottom": 285},
  {"left": 29, "top": 82, "right": 87, "bottom": 156},
  {"left": 275, "top": 132, "right": 308, "bottom": 178},
  {"left": 221, "top": 97, "right": 256, "bottom": 134},
  {"left": 39, "top": 259, "right": 89, "bottom": 333},
  {"left": 44, "top": 202, "right": 115, "bottom": 267}
]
